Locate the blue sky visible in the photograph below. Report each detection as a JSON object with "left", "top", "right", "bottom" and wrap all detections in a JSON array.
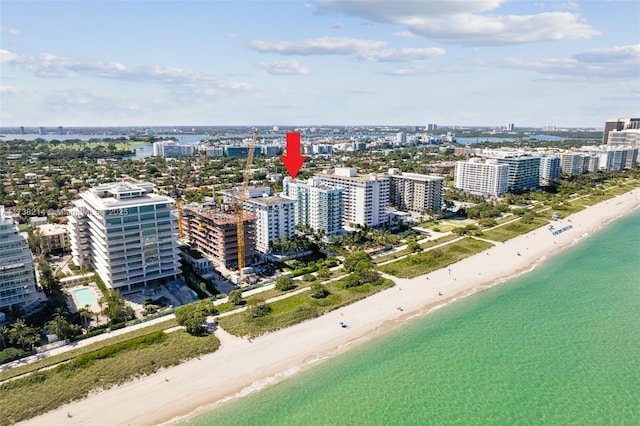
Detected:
[{"left": 1, "top": 0, "right": 638, "bottom": 128}]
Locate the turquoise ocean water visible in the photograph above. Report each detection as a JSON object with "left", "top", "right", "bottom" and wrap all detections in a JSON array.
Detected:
[{"left": 188, "top": 209, "right": 640, "bottom": 425}]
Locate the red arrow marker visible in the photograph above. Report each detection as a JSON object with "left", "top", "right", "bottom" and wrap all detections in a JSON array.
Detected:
[{"left": 281, "top": 132, "right": 307, "bottom": 179}]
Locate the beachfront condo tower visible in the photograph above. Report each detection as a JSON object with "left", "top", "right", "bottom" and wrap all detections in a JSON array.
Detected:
[
  {"left": 283, "top": 177, "right": 344, "bottom": 238},
  {"left": 221, "top": 187, "right": 296, "bottom": 254},
  {"left": 454, "top": 158, "right": 509, "bottom": 197},
  {"left": 495, "top": 155, "right": 541, "bottom": 193},
  {"left": 387, "top": 169, "right": 444, "bottom": 214},
  {"left": 67, "top": 182, "right": 182, "bottom": 292},
  {"left": 314, "top": 167, "right": 389, "bottom": 229},
  {"left": 0, "top": 206, "right": 39, "bottom": 310}
]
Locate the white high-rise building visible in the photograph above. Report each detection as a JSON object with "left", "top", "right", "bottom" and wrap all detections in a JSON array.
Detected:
[
  {"left": 539, "top": 156, "right": 561, "bottom": 186},
  {"left": 314, "top": 168, "right": 389, "bottom": 228},
  {"left": 387, "top": 169, "right": 444, "bottom": 214},
  {"left": 0, "top": 207, "right": 39, "bottom": 309},
  {"left": 283, "top": 177, "right": 344, "bottom": 237},
  {"left": 68, "top": 182, "right": 181, "bottom": 292},
  {"left": 454, "top": 158, "right": 509, "bottom": 197},
  {"left": 153, "top": 141, "right": 196, "bottom": 157},
  {"left": 221, "top": 187, "right": 296, "bottom": 254}
]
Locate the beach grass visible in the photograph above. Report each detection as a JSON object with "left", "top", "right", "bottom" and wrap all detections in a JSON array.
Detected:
[
  {"left": 481, "top": 217, "right": 549, "bottom": 242},
  {"left": 0, "top": 331, "right": 220, "bottom": 426},
  {"left": 216, "top": 277, "right": 395, "bottom": 338},
  {"left": 547, "top": 203, "right": 586, "bottom": 218},
  {"left": 0, "top": 318, "right": 177, "bottom": 383},
  {"left": 377, "top": 237, "right": 494, "bottom": 279},
  {"left": 373, "top": 234, "right": 460, "bottom": 265}
]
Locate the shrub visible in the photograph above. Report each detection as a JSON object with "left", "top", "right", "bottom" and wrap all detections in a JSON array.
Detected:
[
  {"left": 174, "top": 299, "right": 218, "bottom": 336},
  {"left": 302, "top": 273, "right": 316, "bottom": 282},
  {"left": 407, "top": 240, "right": 422, "bottom": 252},
  {"left": 343, "top": 251, "right": 372, "bottom": 273},
  {"left": 228, "top": 290, "right": 243, "bottom": 305},
  {"left": 275, "top": 276, "right": 296, "bottom": 291},
  {"left": 0, "top": 347, "right": 31, "bottom": 365},
  {"left": 247, "top": 301, "right": 271, "bottom": 318},
  {"left": 309, "top": 283, "right": 329, "bottom": 299}
]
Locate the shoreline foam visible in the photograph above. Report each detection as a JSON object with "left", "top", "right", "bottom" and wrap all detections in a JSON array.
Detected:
[{"left": 21, "top": 188, "right": 640, "bottom": 426}]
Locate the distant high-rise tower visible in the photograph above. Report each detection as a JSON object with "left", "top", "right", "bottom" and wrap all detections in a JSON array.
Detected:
[
  {"left": 603, "top": 118, "right": 640, "bottom": 142},
  {"left": 604, "top": 118, "right": 640, "bottom": 145},
  {"left": 38, "top": 127, "right": 45, "bottom": 135},
  {"left": 427, "top": 123, "right": 438, "bottom": 131},
  {"left": 19, "top": 126, "right": 25, "bottom": 135},
  {"left": 57, "top": 126, "right": 64, "bottom": 135}
]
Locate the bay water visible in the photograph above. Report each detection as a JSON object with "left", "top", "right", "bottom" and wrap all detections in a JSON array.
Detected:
[{"left": 187, "top": 209, "right": 640, "bottom": 425}]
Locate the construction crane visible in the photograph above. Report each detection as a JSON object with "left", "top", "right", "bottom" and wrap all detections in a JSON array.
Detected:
[{"left": 236, "top": 130, "right": 258, "bottom": 279}]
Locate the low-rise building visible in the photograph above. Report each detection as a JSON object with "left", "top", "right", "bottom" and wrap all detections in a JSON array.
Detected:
[{"left": 36, "top": 223, "right": 70, "bottom": 253}]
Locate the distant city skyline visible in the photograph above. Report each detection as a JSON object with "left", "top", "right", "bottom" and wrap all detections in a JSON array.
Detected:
[{"left": 1, "top": 1, "right": 639, "bottom": 128}]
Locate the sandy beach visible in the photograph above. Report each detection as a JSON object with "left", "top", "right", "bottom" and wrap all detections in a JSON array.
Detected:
[{"left": 22, "top": 188, "right": 640, "bottom": 426}]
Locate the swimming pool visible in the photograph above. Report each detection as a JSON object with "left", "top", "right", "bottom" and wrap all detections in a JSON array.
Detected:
[{"left": 73, "top": 287, "right": 97, "bottom": 307}]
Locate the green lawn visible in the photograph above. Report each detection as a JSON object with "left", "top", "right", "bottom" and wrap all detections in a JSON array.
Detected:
[
  {"left": 372, "top": 234, "right": 460, "bottom": 265},
  {"left": 482, "top": 217, "right": 549, "bottom": 242},
  {"left": 547, "top": 203, "right": 586, "bottom": 218},
  {"left": 377, "top": 238, "right": 494, "bottom": 279},
  {"left": 216, "top": 277, "right": 394, "bottom": 338}
]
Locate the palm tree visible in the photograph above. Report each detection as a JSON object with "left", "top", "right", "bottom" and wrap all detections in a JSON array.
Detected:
[
  {"left": 9, "top": 319, "right": 40, "bottom": 351},
  {"left": 0, "top": 325, "right": 9, "bottom": 350},
  {"left": 78, "top": 306, "right": 92, "bottom": 329},
  {"left": 45, "top": 315, "right": 74, "bottom": 340}
]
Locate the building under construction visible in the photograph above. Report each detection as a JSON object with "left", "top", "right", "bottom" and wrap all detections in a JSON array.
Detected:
[{"left": 181, "top": 203, "right": 257, "bottom": 270}]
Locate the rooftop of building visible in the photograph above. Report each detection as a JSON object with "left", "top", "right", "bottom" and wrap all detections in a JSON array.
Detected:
[
  {"left": 36, "top": 223, "right": 68, "bottom": 236},
  {"left": 79, "top": 181, "right": 174, "bottom": 208},
  {"left": 318, "top": 167, "right": 388, "bottom": 182},
  {"left": 388, "top": 170, "right": 444, "bottom": 182},
  {"left": 182, "top": 203, "right": 257, "bottom": 225},
  {"left": 284, "top": 177, "right": 344, "bottom": 192}
]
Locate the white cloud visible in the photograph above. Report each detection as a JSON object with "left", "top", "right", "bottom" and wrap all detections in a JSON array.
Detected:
[
  {"left": 315, "top": 0, "right": 600, "bottom": 45},
  {"left": 356, "top": 47, "right": 445, "bottom": 62},
  {"left": 574, "top": 44, "right": 640, "bottom": 63},
  {"left": 392, "top": 31, "right": 417, "bottom": 39},
  {"left": 1, "top": 50, "right": 252, "bottom": 95},
  {"left": 248, "top": 37, "right": 444, "bottom": 63},
  {"left": 382, "top": 65, "right": 472, "bottom": 76},
  {"left": 0, "top": 85, "right": 21, "bottom": 94},
  {"left": 248, "top": 36, "right": 386, "bottom": 55},
  {"left": 498, "top": 44, "right": 640, "bottom": 79},
  {"left": 256, "top": 60, "right": 310, "bottom": 75},
  {"left": 0, "top": 26, "right": 21, "bottom": 35},
  {"left": 316, "top": 0, "right": 503, "bottom": 20}
]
